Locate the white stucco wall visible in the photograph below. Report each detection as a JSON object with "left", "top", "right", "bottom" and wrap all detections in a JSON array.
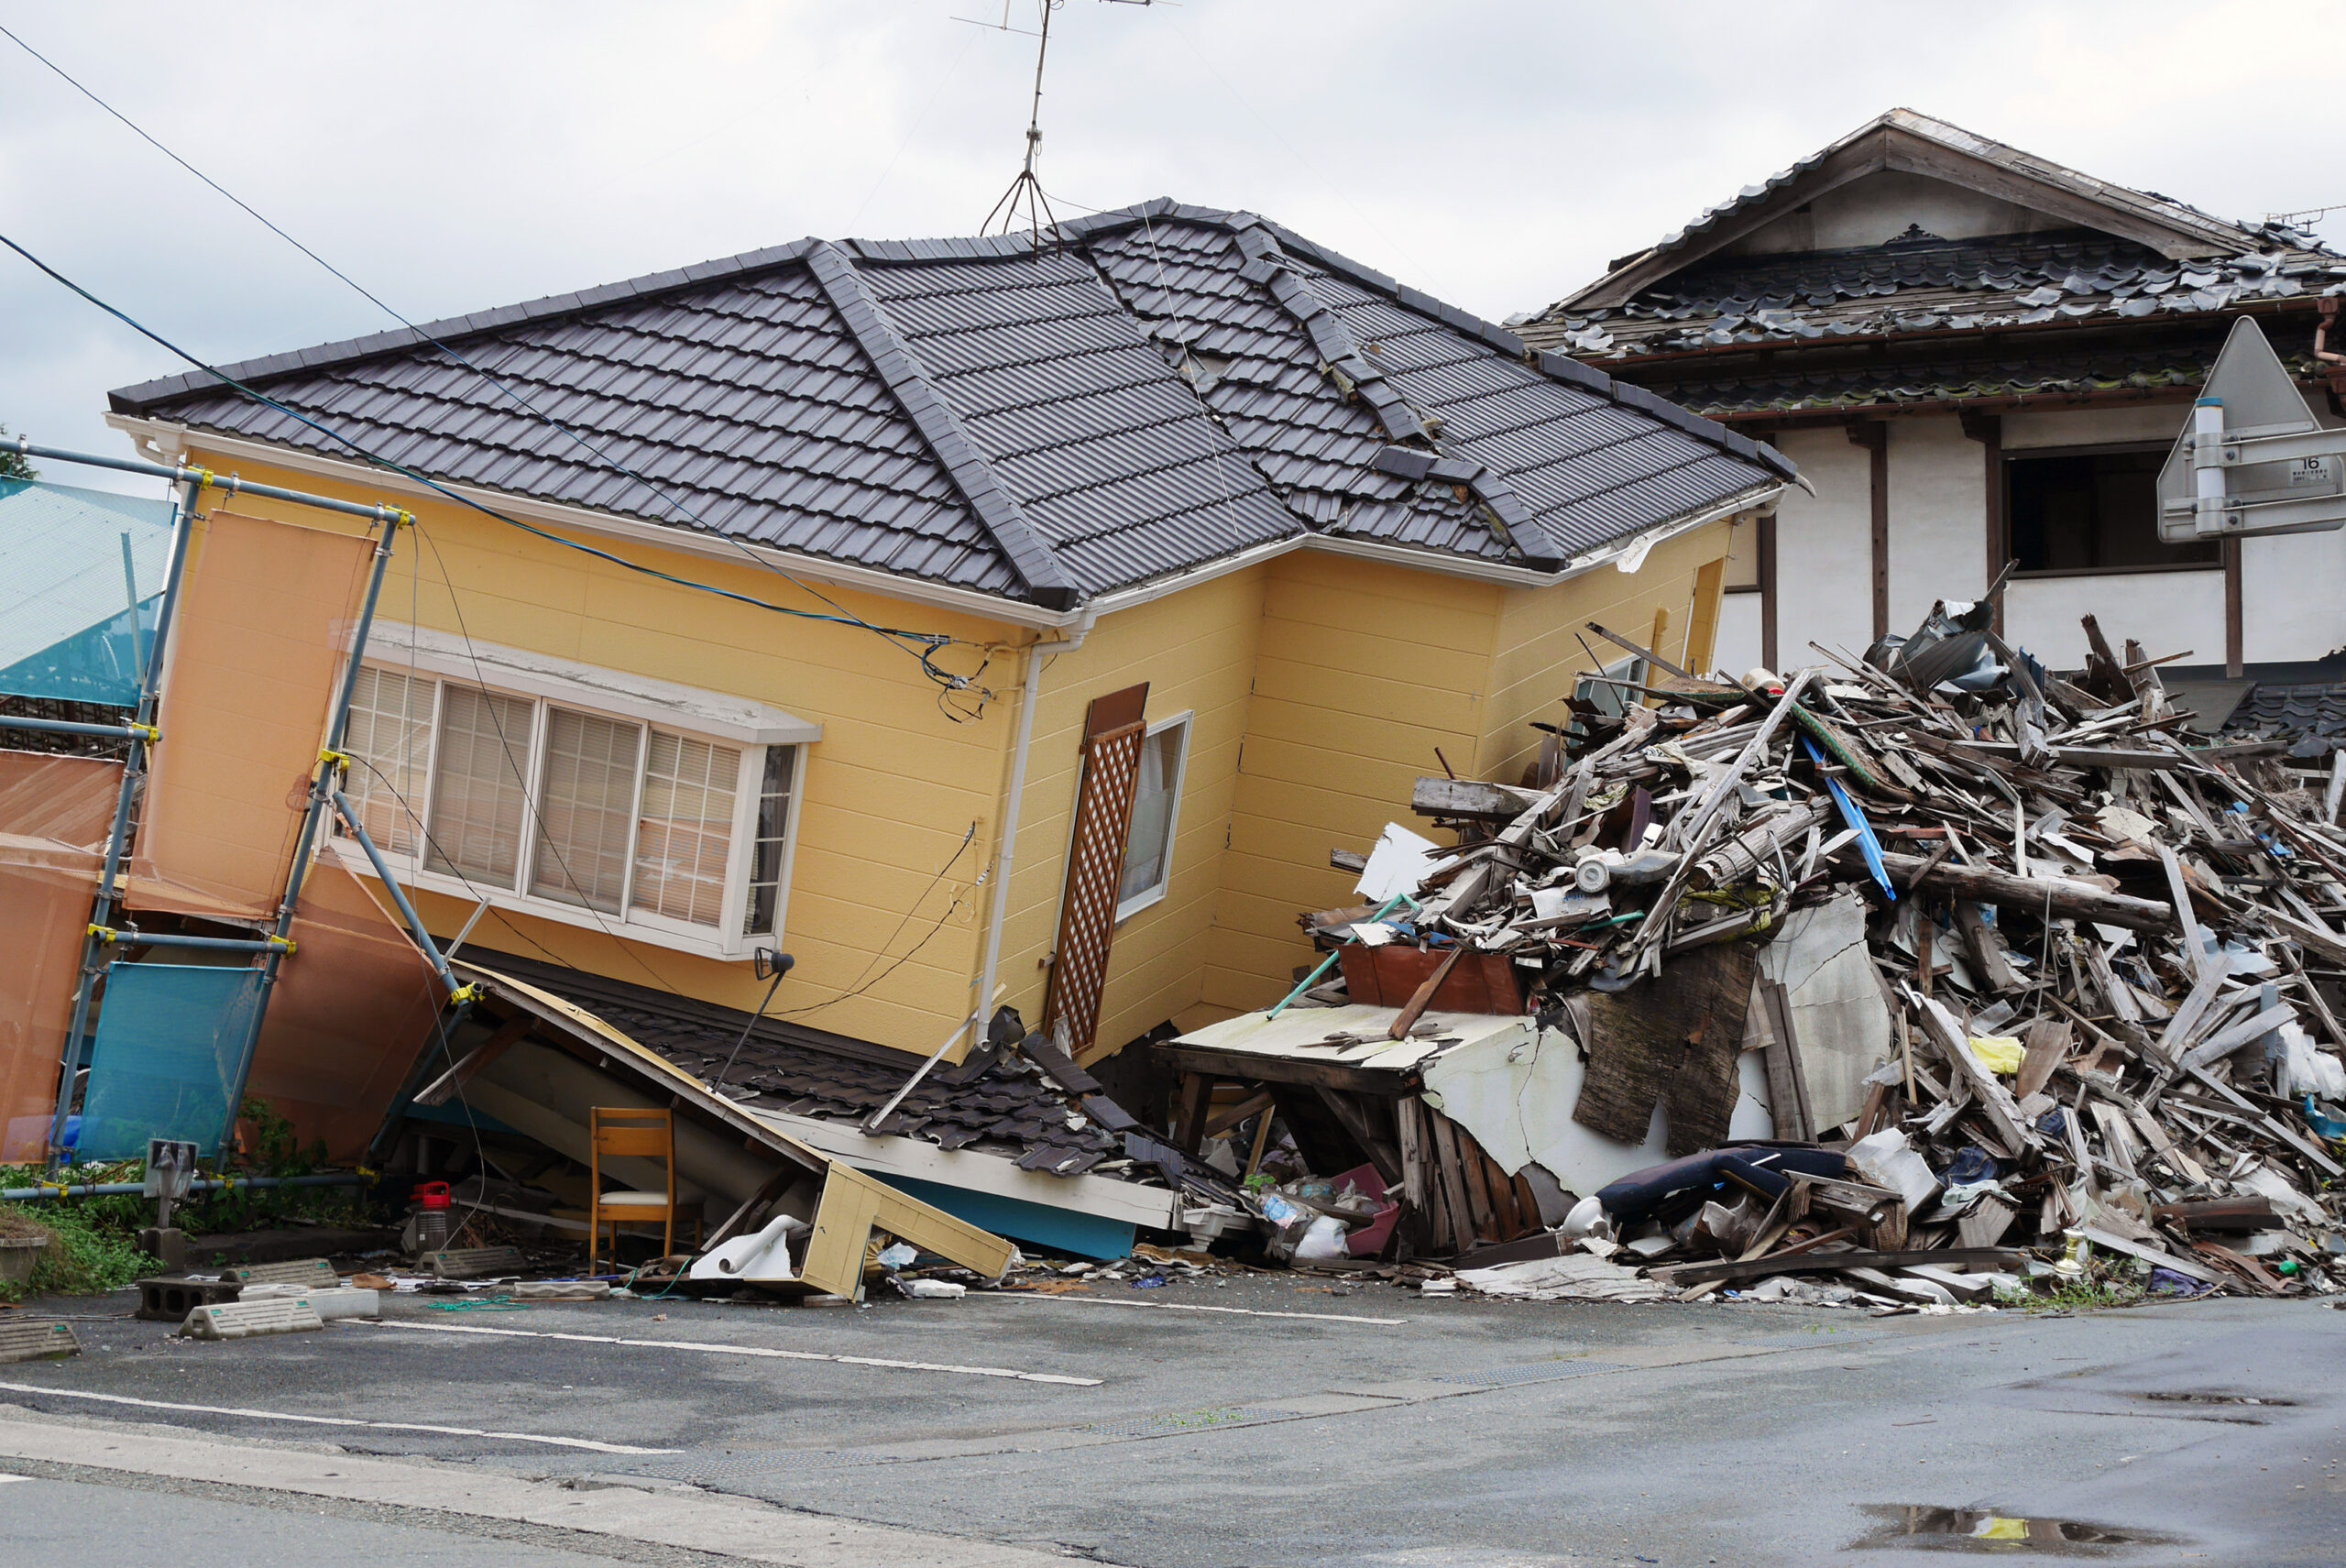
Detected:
[
  {"left": 1761, "top": 400, "right": 2346, "bottom": 670},
  {"left": 1768, "top": 427, "right": 1874, "bottom": 667},
  {"left": 2004, "top": 571, "right": 2226, "bottom": 670},
  {"left": 2242, "top": 529, "right": 2346, "bottom": 663},
  {"left": 1716, "top": 589, "right": 1763, "bottom": 679},
  {"left": 1884, "top": 416, "right": 1989, "bottom": 629}
]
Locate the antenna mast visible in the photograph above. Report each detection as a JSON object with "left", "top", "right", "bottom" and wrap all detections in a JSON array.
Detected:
[{"left": 982, "top": 1, "right": 1060, "bottom": 247}]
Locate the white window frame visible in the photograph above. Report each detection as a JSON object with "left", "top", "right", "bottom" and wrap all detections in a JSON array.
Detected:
[
  {"left": 1114, "top": 709, "right": 1192, "bottom": 924},
  {"left": 329, "top": 625, "right": 816, "bottom": 962}
]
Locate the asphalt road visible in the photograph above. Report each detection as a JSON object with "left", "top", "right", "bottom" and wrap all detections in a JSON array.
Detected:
[{"left": 2, "top": 1275, "right": 2341, "bottom": 1565}]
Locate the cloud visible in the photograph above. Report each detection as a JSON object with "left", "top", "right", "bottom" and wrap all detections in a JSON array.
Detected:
[{"left": 2, "top": 1, "right": 2336, "bottom": 494}]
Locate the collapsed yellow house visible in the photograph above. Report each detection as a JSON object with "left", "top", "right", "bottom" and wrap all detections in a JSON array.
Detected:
[{"left": 95, "top": 200, "right": 1791, "bottom": 1253}]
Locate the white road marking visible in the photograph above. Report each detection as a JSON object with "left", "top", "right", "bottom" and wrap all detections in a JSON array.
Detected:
[
  {"left": 0, "top": 1382, "right": 676, "bottom": 1454},
  {"left": 990, "top": 1292, "right": 1407, "bottom": 1325},
  {"left": 0, "top": 1473, "right": 27, "bottom": 1484},
  {"left": 0, "top": 1415, "right": 1091, "bottom": 1568},
  {"left": 368, "top": 1321, "right": 1105, "bottom": 1385}
]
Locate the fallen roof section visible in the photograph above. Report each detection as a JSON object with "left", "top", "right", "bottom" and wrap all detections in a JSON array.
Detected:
[{"left": 434, "top": 960, "right": 1018, "bottom": 1290}]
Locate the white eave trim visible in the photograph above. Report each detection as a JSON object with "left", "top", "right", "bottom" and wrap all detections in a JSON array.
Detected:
[
  {"left": 112, "top": 414, "right": 1781, "bottom": 622},
  {"left": 346, "top": 619, "right": 822, "bottom": 745},
  {"left": 108, "top": 414, "right": 1082, "bottom": 631},
  {"left": 753, "top": 1108, "right": 1183, "bottom": 1228}
]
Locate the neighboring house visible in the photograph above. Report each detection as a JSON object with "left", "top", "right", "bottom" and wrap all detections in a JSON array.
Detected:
[
  {"left": 1515, "top": 109, "right": 2346, "bottom": 712},
  {"left": 104, "top": 200, "right": 1787, "bottom": 1154}
]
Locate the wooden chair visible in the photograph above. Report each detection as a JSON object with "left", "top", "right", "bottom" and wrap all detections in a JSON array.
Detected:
[{"left": 587, "top": 1106, "right": 692, "bottom": 1271}]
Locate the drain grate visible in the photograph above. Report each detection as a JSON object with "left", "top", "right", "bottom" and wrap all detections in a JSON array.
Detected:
[
  {"left": 1077, "top": 1407, "right": 1300, "bottom": 1439},
  {"left": 1436, "top": 1360, "right": 1622, "bottom": 1387}
]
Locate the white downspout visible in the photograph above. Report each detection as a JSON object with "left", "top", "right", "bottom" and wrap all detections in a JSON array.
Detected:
[{"left": 974, "top": 615, "right": 1091, "bottom": 1036}]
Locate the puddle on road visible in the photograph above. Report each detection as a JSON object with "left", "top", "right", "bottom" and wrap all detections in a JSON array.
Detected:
[{"left": 1853, "top": 1505, "right": 2175, "bottom": 1554}]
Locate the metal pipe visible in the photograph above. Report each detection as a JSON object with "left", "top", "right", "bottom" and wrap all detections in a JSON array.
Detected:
[
  {"left": 0, "top": 715, "right": 155, "bottom": 742},
  {"left": 49, "top": 475, "right": 200, "bottom": 1160},
  {"left": 971, "top": 624, "right": 1083, "bottom": 1036},
  {"left": 329, "top": 789, "right": 462, "bottom": 997},
  {"left": 8, "top": 438, "right": 410, "bottom": 526},
  {"left": 92, "top": 929, "right": 290, "bottom": 955},
  {"left": 216, "top": 521, "right": 404, "bottom": 1152},
  {"left": 1, "top": 1172, "right": 367, "bottom": 1202}
]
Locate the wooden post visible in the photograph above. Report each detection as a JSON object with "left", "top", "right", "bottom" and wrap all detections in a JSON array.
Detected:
[
  {"left": 2222, "top": 535, "right": 2244, "bottom": 678},
  {"left": 1756, "top": 511, "right": 1780, "bottom": 673},
  {"left": 1847, "top": 422, "right": 1890, "bottom": 641}
]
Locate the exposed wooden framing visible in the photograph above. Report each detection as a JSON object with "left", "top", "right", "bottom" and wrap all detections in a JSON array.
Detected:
[
  {"left": 2222, "top": 535, "right": 2244, "bottom": 678},
  {"left": 1201, "top": 1090, "right": 1276, "bottom": 1142},
  {"left": 1757, "top": 510, "right": 1780, "bottom": 673},
  {"left": 1170, "top": 1070, "right": 1214, "bottom": 1157},
  {"left": 1847, "top": 421, "right": 1890, "bottom": 639},
  {"left": 1423, "top": 1109, "right": 1480, "bottom": 1250},
  {"left": 1311, "top": 1085, "right": 1404, "bottom": 1189},
  {"left": 1155, "top": 1043, "right": 1404, "bottom": 1097}
]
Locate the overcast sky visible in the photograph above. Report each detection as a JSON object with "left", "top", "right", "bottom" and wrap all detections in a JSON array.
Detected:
[{"left": 5, "top": 1, "right": 2341, "bottom": 496}]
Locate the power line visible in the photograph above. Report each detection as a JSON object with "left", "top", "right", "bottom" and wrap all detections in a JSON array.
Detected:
[
  {"left": 0, "top": 22, "right": 998, "bottom": 712},
  {"left": 0, "top": 230, "right": 993, "bottom": 710}
]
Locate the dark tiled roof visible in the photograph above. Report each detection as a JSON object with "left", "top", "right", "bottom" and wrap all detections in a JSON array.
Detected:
[
  {"left": 469, "top": 950, "right": 1124, "bottom": 1175},
  {"left": 1512, "top": 109, "right": 2346, "bottom": 417},
  {"left": 1522, "top": 228, "right": 2345, "bottom": 368},
  {"left": 1624, "top": 337, "right": 2244, "bottom": 420},
  {"left": 113, "top": 202, "right": 1788, "bottom": 608},
  {"left": 2221, "top": 682, "right": 2346, "bottom": 756}
]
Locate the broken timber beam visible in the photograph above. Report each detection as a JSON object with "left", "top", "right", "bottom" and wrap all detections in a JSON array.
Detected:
[{"left": 1869, "top": 850, "right": 2176, "bottom": 930}]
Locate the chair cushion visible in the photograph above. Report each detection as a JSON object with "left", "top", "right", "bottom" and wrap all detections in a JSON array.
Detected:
[{"left": 596, "top": 1191, "right": 675, "bottom": 1209}]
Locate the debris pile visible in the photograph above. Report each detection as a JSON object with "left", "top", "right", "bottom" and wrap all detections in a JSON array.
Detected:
[{"left": 1267, "top": 604, "right": 2346, "bottom": 1308}]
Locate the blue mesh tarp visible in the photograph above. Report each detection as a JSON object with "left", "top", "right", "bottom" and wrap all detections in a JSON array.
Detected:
[
  {"left": 0, "top": 477, "right": 174, "bottom": 707},
  {"left": 79, "top": 963, "right": 264, "bottom": 1160}
]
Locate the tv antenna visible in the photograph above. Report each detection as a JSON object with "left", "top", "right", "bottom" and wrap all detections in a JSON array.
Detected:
[{"left": 969, "top": 1, "right": 1154, "bottom": 247}]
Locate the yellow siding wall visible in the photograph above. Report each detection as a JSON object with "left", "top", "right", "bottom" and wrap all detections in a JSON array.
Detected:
[
  {"left": 1477, "top": 519, "right": 1735, "bottom": 784},
  {"left": 173, "top": 448, "right": 1023, "bottom": 1052},
  {"left": 1205, "top": 526, "right": 1735, "bottom": 1021},
  {"left": 1205, "top": 552, "right": 1504, "bottom": 1019},
  {"left": 165, "top": 442, "right": 1740, "bottom": 1068},
  {"left": 989, "top": 567, "right": 1266, "bottom": 1063}
]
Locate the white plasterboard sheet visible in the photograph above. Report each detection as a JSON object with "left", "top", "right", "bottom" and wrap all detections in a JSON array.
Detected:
[
  {"left": 1422, "top": 1025, "right": 1773, "bottom": 1197},
  {"left": 1169, "top": 1003, "right": 1522, "bottom": 1074},
  {"left": 1757, "top": 891, "right": 1892, "bottom": 1131}
]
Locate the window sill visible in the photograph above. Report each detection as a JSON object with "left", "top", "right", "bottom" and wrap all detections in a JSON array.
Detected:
[
  {"left": 1114, "top": 883, "right": 1168, "bottom": 926},
  {"left": 325, "top": 839, "right": 759, "bottom": 963},
  {"left": 2007, "top": 563, "right": 2224, "bottom": 580}
]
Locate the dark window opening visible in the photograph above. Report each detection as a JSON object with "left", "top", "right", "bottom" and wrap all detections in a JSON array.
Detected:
[{"left": 2006, "top": 447, "right": 2218, "bottom": 574}]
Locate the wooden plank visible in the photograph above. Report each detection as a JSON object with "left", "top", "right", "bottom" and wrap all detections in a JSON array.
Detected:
[
  {"left": 1170, "top": 1071, "right": 1214, "bottom": 1157},
  {"left": 1417, "top": 1101, "right": 1467, "bottom": 1254},
  {"left": 1311, "top": 1085, "right": 1404, "bottom": 1190},
  {"left": 413, "top": 1014, "right": 535, "bottom": 1108},
  {"left": 1955, "top": 903, "right": 2022, "bottom": 994},
  {"left": 2014, "top": 1019, "right": 2070, "bottom": 1102},
  {"left": 1201, "top": 1091, "right": 1276, "bottom": 1141},
  {"left": 1424, "top": 1109, "right": 1484, "bottom": 1248},
  {"left": 1154, "top": 1043, "right": 1406, "bottom": 1097},
  {"left": 1411, "top": 776, "right": 1544, "bottom": 822},
  {"left": 1871, "top": 850, "right": 2174, "bottom": 930},
  {"left": 1393, "top": 1093, "right": 1430, "bottom": 1215},
  {"left": 1911, "top": 995, "right": 2037, "bottom": 1156},
  {"left": 1650, "top": 1246, "right": 2024, "bottom": 1289}
]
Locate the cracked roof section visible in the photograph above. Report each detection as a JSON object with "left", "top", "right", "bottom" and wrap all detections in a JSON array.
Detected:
[{"left": 113, "top": 200, "right": 1787, "bottom": 607}]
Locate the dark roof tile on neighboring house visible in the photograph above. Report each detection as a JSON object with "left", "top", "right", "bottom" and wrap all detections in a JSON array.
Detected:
[{"left": 114, "top": 201, "right": 1787, "bottom": 609}]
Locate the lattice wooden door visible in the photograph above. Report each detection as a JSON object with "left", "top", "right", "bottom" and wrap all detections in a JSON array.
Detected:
[{"left": 1041, "top": 684, "right": 1148, "bottom": 1057}]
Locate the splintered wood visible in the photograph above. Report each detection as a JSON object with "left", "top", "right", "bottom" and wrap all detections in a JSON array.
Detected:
[{"left": 1299, "top": 603, "right": 2346, "bottom": 1304}]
